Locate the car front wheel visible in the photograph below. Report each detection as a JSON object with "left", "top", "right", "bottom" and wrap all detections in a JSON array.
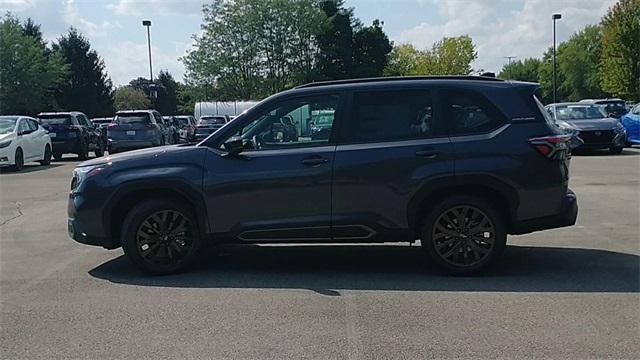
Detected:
[
  {"left": 609, "top": 146, "right": 623, "bottom": 155},
  {"left": 11, "top": 148, "right": 24, "bottom": 171},
  {"left": 421, "top": 195, "right": 506, "bottom": 275},
  {"left": 121, "top": 199, "right": 202, "bottom": 275}
]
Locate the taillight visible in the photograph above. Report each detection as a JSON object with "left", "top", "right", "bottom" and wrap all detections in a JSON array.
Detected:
[
  {"left": 67, "top": 125, "right": 82, "bottom": 131},
  {"left": 145, "top": 123, "right": 154, "bottom": 128},
  {"left": 529, "top": 134, "right": 572, "bottom": 159},
  {"left": 107, "top": 123, "right": 118, "bottom": 129}
]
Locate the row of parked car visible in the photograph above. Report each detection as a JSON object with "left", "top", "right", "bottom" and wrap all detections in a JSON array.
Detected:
[
  {"left": 0, "top": 110, "right": 236, "bottom": 171},
  {"left": 544, "top": 98, "right": 640, "bottom": 154}
]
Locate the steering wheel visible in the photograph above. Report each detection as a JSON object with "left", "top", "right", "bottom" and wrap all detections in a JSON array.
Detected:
[{"left": 251, "top": 135, "right": 264, "bottom": 150}]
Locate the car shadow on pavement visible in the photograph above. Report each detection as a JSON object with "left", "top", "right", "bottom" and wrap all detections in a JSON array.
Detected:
[
  {"left": 88, "top": 244, "right": 639, "bottom": 294},
  {"left": 0, "top": 163, "right": 64, "bottom": 174}
]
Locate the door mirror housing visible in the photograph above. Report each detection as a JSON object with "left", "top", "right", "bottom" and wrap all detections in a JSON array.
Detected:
[{"left": 222, "top": 137, "right": 246, "bottom": 157}]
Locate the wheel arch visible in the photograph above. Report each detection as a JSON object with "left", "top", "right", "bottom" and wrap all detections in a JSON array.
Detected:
[
  {"left": 104, "top": 180, "right": 210, "bottom": 245},
  {"left": 408, "top": 174, "right": 519, "bottom": 236}
]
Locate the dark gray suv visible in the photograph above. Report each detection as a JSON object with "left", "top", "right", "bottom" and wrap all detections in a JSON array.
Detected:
[{"left": 68, "top": 76, "right": 578, "bottom": 275}]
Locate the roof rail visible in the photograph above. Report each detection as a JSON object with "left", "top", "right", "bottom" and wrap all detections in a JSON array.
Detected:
[{"left": 295, "top": 75, "right": 504, "bottom": 89}]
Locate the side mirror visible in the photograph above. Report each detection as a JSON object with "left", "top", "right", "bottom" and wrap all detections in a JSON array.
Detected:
[{"left": 222, "top": 137, "right": 245, "bottom": 157}]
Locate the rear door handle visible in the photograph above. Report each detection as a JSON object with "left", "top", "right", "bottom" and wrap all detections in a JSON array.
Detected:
[
  {"left": 415, "top": 149, "right": 440, "bottom": 159},
  {"left": 301, "top": 156, "right": 329, "bottom": 166}
]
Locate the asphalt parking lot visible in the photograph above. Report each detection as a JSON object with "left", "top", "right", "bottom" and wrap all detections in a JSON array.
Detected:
[{"left": 1, "top": 149, "right": 639, "bottom": 359}]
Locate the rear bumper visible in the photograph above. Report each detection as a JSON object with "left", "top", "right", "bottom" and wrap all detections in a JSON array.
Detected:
[
  {"left": 109, "top": 140, "right": 157, "bottom": 152},
  {"left": 51, "top": 139, "right": 81, "bottom": 154},
  {"left": 510, "top": 189, "right": 578, "bottom": 235}
]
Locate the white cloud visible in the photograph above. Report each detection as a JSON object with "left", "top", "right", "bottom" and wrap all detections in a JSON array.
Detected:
[
  {"left": 397, "top": 0, "right": 616, "bottom": 73},
  {"left": 106, "top": 0, "right": 202, "bottom": 16},
  {"left": 62, "top": 0, "right": 116, "bottom": 37},
  {"left": 102, "top": 40, "right": 188, "bottom": 86},
  {"left": 0, "top": 0, "right": 34, "bottom": 11}
]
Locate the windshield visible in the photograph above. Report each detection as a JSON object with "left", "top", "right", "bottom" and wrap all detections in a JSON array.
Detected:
[
  {"left": 555, "top": 105, "right": 607, "bottom": 121},
  {"left": 200, "top": 117, "right": 226, "bottom": 125},
  {"left": 39, "top": 115, "right": 71, "bottom": 125},
  {"left": 175, "top": 117, "right": 190, "bottom": 125},
  {"left": 115, "top": 113, "right": 151, "bottom": 124},
  {"left": 0, "top": 117, "right": 17, "bottom": 134}
]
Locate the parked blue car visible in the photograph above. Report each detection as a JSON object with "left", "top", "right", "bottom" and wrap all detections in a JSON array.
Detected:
[{"left": 620, "top": 104, "right": 640, "bottom": 146}]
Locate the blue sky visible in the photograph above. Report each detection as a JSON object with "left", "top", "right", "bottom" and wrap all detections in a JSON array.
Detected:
[{"left": 1, "top": 0, "right": 615, "bottom": 86}]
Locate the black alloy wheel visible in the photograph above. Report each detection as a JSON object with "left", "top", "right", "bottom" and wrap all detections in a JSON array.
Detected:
[
  {"left": 422, "top": 196, "right": 506, "bottom": 275},
  {"left": 121, "top": 200, "right": 201, "bottom": 274}
]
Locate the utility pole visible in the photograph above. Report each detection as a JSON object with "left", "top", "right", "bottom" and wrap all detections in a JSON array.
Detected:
[
  {"left": 142, "top": 20, "right": 153, "bottom": 82},
  {"left": 504, "top": 56, "right": 516, "bottom": 79},
  {"left": 552, "top": 13, "right": 562, "bottom": 103}
]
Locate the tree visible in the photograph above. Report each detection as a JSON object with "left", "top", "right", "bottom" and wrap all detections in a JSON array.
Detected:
[
  {"left": 383, "top": 36, "right": 477, "bottom": 76},
  {"left": 51, "top": 28, "right": 114, "bottom": 117},
  {"left": 315, "top": 0, "right": 358, "bottom": 80},
  {"left": 113, "top": 86, "right": 150, "bottom": 111},
  {"left": 352, "top": 19, "right": 393, "bottom": 78},
  {"left": 154, "top": 70, "right": 179, "bottom": 115},
  {"left": 556, "top": 25, "right": 607, "bottom": 101},
  {"left": 600, "top": 0, "right": 640, "bottom": 100},
  {"left": 498, "top": 58, "right": 541, "bottom": 82},
  {"left": 427, "top": 36, "right": 477, "bottom": 75},
  {"left": 384, "top": 44, "right": 423, "bottom": 76},
  {"left": 0, "top": 14, "right": 67, "bottom": 115}
]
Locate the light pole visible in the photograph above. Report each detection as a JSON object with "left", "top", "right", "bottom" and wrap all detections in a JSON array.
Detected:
[
  {"left": 504, "top": 56, "right": 516, "bottom": 79},
  {"left": 142, "top": 20, "right": 153, "bottom": 82},
  {"left": 552, "top": 13, "right": 561, "bottom": 103}
]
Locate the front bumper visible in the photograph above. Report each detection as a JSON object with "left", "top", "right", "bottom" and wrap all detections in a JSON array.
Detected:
[
  {"left": 576, "top": 130, "right": 626, "bottom": 150},
  {"left": 68, "top": 193, "right": 117, "bottom": 249},
  {"left": 510, "top": 189, "right": 578, "bottom": 235}
]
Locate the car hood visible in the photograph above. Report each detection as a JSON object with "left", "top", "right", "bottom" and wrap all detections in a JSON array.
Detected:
[
  {"left": 77, "top": 144, "right": 196, "bottom": 167},
  {"left": 0, "top": 133, "right": 15, "bottom": 142},
  {"left": 563, "top": 118, "right": 620, "bottom": 131}
]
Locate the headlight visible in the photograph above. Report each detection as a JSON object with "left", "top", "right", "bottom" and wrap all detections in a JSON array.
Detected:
[
  {"left": 556, "top": 121, "right": 578, "bottom": 134},
  {"left": 70, "top": 164, "right": 106, "bottom": 193},
  {"left": 0, "top": 140, "right": 12, "bottom": 149}
]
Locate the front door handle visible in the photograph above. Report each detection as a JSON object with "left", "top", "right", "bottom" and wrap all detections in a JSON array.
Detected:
[
  {"left": 415, "top": 149, "right": 440, "bottom": 159},
  {"left": 301, "top": 156, "right": 329, "bottom": 166}
]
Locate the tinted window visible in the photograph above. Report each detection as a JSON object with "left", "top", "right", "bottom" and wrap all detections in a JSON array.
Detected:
[
  {"left": 227, "top": 94, "right": 340, "bottom": 150},
  {"left": 39, "top": 115, "right": 72, "bottom": 126},
  {"left": 347, "top": 90, "right": 434, "bottom": 143},
  {"left": 200, "top": 116, "right": 227, "bottom": 125},
  {"left": 442, "top": 89, "right": 505, "bottom": 135},
  {"left": 115, "top": 113, "right": 151, "bottom": 125}
]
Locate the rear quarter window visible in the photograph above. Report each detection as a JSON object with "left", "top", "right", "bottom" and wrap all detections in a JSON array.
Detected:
[{"left": 440, "top": 89, "right": 507, "bottom": 136}]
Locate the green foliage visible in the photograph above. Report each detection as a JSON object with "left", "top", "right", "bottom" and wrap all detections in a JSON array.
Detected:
[
  {"left": 0, "top": 14, "right": 68, "bottom": 115},
  {"left": 155, "top": 70, "right": 179, "bottom": 115},
  {"left": 498, "top": 58, "right": 541, "bottom": 82},
  {"left": 51, "top": 28, "right": 114, "bottom": 117},
  {"left": 352, "top": 20, "right": 393, "bottom": 78},
  {"left": 384, "top": 36, "right": 477, "bottom": 76},
  {"left": 182, "top": 0, "right": 325, "bottom": 99},
  {"left": 113, "top": 86, "right": 150, "bottom": 111},
  {"left": 600, "top": 0, "right": 640, "bottom": 100}
]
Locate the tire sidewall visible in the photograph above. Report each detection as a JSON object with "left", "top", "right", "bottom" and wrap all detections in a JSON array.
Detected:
[
  {"left": 121, "top": 199, "right": 202, "bottom": 275},
  {"left": 421, "top": 195, "right": 507, "bottom": 275},
  {"left": 40, "top": 144, "right": 51, "bottom": 165},
  {"left": 13, "top": 148, "right": 24, "bottom": 171}
]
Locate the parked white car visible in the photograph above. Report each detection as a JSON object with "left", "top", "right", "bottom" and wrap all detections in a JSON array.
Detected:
[{"left": 0, "top": 115, "right": 52, "bottom": 171}]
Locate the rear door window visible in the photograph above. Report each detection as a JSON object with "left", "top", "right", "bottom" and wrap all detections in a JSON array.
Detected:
[
  {"left": 343, "top": 89, "right": 435, "bottom": 143},
  {"left": 440, "top": 89, "right": 506, "bottom": 135}
]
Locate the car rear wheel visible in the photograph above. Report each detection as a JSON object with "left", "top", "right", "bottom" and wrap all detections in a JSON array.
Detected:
[
  {"left": 39, "top": 144, "right": 51, "bottom": 165},
  {"left": 609, "top": 146, "right": 623, "bottom": 155},
  {"left": 11, "top": 148, "right": 24, "bottom": 171},
  {"left": 421, "top": 196, "right": 506, "bottom": 275},
  {"left": 121, "top": 199, "right": 202, "bottom": 275},
  {"left": 77, "top": 141, "right": 89, "bottom": 160},
  {"left": 94, "top": 142, "right": 105, "bottom": 157}
]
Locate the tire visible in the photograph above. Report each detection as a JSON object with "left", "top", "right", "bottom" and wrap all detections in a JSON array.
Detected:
[
  {"left": 121, "top": 199, "right": 202, "bottom": 275},
  {"left": 420, "top": 195, "right": 507, "bottom": 276},
  {"left": 39, "top": 144, "right": 51, "bottom": 165},
  {"left": 94, "top": 142, "right": 104, "bottom": 157},
  {"left": 53, "top": 153, "right": 63, "bottom": 161},
  {"left": 609, "top": 146, "right": 623, "bottom": 155},
  {"left": 11, "top": 148, "right": 24, "bottom": 171},
  {"left": 77, "top": 141, "right": 89, "bottom": 160}
]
